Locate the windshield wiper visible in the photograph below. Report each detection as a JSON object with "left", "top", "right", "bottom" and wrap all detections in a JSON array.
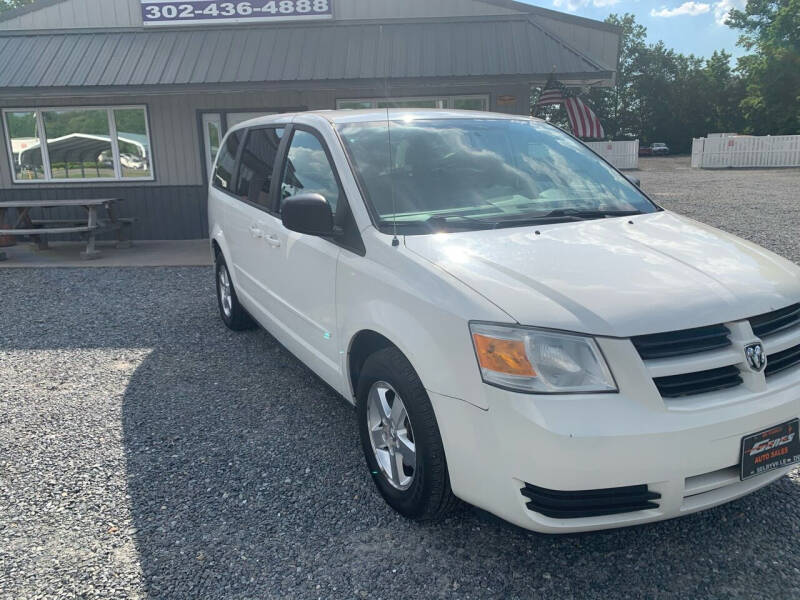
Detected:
[
  {"left": 378, "top": 208, "right": 645, "bottom": 234},
  {"left": 542, "top": 209, "right": 644, "bottom": 219},
  {"left": 485, "top": 209, "right": 644, "bottom": 230},
  {"left": 376, "top": 216, "right": 488, "bottom": 232}
]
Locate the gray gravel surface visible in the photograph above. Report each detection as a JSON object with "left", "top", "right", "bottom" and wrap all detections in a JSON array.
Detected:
[
  {"left": 639, "top": 157, "right": 800, "bottom": 263},
  {"left": 1, "top": 162, "right": 800, "bottom": 600}
]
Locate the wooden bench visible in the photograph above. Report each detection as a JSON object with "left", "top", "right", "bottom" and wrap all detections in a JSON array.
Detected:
[{"left": 0, "top": 199, "right": 132, "bottom": 260}]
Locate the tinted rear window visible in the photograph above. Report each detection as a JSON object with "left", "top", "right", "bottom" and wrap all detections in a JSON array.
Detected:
[
  {"left": 213, "top": 129, "right": 243, "bottom": 192},
  {"left": 234, "top": 127, "right": 284, "bottom": 207}
]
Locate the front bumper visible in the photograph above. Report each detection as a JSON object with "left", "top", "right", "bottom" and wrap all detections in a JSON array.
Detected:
[{"left": 430, "top": 352, "right": 800, "bottom": 534}]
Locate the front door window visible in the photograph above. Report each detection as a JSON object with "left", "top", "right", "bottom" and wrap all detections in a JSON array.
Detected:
[{"left": 279, "top": 130, "right": 341, "bottom": 214}]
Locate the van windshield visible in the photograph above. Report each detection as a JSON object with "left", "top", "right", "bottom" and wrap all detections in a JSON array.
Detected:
[{"left": 339, "top": 118, "right": 658, "bottom": 233}]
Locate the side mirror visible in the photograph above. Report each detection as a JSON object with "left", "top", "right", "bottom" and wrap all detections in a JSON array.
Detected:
[
  {"left": 281, "top": 193, "right": 336, "bottom": 237},
  {"left": 626, "top": 175, "right": 641, "bottom": 188}
]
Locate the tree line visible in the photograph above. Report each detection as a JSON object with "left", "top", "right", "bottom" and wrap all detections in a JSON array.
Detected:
[{"left": 542, "top": 1, "right": 799, "bottom": 153}]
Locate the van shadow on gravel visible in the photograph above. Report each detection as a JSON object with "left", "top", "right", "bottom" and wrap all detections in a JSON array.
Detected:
[{"left": 4, "top": 268, "right": 798, "bottom": 599}]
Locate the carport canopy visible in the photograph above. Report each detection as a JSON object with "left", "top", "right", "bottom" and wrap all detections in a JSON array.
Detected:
[{"left": 18, "top": 133, "right": 149, "bottom": 166}]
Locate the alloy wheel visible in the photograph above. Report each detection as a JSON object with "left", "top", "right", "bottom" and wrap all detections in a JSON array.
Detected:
[
  {"left": 366, "top": 381, "right": 417, "bottom": 490},
  {"left": 218, "top": 265, "right": 233, "bottom": 319}
]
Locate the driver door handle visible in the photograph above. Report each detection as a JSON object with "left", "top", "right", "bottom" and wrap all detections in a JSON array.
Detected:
[{"left": 264, "top": 234, "right": 282, "bottom": 248}]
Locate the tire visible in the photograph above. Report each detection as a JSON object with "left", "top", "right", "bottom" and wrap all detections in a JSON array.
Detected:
[
  {"left": 214, "top": 251, "right": 256, "bottom": 331},
  {"left": 356, "top": 346, "right": 458, "bottom": 521}
]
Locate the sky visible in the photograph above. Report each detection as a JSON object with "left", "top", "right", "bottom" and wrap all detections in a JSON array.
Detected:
[{"left": 519, "top": 0, "right": 746, "bottom": 59}]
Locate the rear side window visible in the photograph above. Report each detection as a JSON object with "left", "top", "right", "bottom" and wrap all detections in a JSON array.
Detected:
[
  {"left": 213, "top": 129, "right": 243, "bottom": 192},
  {"left": 279, "top": 130, "right": 341, "bottom": 213},
  {"left": 234, "top": 127, "right": 284, "bottom": 207}
]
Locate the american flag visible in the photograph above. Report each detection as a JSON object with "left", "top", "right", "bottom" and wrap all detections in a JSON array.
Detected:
[{"left": 534, "top": 78, "right": 605, "bottom": 140}]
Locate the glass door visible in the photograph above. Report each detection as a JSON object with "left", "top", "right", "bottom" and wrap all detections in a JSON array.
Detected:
[{"left": 202, "top": 113, "right": 222, "bottom": 179}]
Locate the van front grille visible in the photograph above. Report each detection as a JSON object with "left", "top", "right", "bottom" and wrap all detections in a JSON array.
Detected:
[
  {"left": 750, "top": 303, "right": 800, "bottom": 338},
  {"left": 632, "top": 324, "right": 731, "bottom": 360},
  {"left": 521, "top": 483, "right": 661, "bottom": 519},
  {"left": 653, "top": 365, "right": 743, "bottom": 398},
  {"left": 766, "top": 344, "right": 800, "bottom": 377}
]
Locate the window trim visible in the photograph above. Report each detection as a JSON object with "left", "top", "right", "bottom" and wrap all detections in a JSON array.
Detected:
[
  {"left": 2, "top": 105, "right": 155, "bottom": 184},
  {"left": 335, "top": 95, "right": 490, "bottom": 111}
]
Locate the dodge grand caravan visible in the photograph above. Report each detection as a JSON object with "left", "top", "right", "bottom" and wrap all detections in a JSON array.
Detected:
[{"left": 208, "top": 110, "right": 800, "bottom": 533}]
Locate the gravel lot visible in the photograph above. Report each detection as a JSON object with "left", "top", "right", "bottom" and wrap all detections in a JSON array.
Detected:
[{"left": 2, "top": 159, "right": 799, "bottom": 600}]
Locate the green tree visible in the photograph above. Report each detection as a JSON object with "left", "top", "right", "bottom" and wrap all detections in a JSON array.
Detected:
[
  {"left": 587, "top": 13, "right": 648, "bottom": 140},
  {"left": 0, "top": 0, "right": 35, "bottom": 12},
  {"left": 702, "top": 50, "right": 747, "bottom": 134},
  {"left": 727, "top": 0, "right": 800, "bottom": 134},
  {"left": 578, "top": 14, "right": 747, "bottom": 151}
]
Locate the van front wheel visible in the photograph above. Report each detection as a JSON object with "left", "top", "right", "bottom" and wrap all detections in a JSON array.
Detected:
[{"left": 356, "top": 347, "right": 458, "bottom": 521}]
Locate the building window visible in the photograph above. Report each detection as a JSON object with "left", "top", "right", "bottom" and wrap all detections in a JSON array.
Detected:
[
  {"left": 3, "top": 106, "right": 153, "bottom": 183},
  {"left": 336, "top": 95, "right": 490, "bottom": 112}
]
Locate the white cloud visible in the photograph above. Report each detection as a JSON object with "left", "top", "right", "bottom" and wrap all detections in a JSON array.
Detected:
[
  {"left": 712, "top": 0, "right": 745, "bottom": 25},
  {"left": 650, "top": 2, "right": 711, "bottom": 17},
  {"left": 552, "top": 0, "right": 620, "bottom": 11}
]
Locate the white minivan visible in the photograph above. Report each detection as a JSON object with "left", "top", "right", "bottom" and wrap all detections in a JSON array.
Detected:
[{"left": 208, "top": 110, "right": 800, "bottom": 533}]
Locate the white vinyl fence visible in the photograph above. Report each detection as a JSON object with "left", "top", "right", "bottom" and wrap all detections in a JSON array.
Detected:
[
  {"left": 691, "top": 135, "right": 800, "bottom": 168},
  {"left": 585, "top": 140, "right": 639, "bottom": 170}
]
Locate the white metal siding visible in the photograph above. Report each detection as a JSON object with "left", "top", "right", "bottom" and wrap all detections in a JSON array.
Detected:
[
  {"left": 0, "top": 0, "right": 140, "bottom": 29},
  {"left": 334, "top": 0, "right": 518, "bottom": 19},
  {"left": 0, "top": 0, "right": 520, "bottom": 30}
]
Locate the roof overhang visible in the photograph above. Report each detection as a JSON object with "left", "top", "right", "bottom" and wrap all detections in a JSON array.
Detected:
[{"left": 0, "top": 16, "right": 615, "bottom": 94}]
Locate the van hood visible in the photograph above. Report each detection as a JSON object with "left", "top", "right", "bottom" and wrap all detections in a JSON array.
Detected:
[{"left": 404, "top": 211, "right": 800, "bottom": 338}]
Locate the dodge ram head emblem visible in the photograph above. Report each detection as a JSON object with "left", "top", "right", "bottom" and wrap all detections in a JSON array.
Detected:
[{"left": 745, "top": 343, "right": 767, "bottom": 372}]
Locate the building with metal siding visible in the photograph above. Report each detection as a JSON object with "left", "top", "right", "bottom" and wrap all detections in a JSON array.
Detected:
[{"left": 0, "top": 0, "right": 620, "bottom": 240}]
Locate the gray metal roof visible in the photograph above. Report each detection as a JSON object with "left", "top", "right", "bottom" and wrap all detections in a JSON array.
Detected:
[{"left": 0, "top": 16, "right": 609, "bottom": 90}]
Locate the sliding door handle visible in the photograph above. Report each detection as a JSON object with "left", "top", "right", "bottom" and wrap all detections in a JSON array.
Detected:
[{"left": 264, "top": 234, "right": 282, "bottom": 248}]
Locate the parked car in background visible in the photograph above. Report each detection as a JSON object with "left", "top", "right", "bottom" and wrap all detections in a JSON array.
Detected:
[
  {"left": 640, "top": 143, "right": 670, "bottom": 157},
  {"left": 651, "top": 142, "right": 670, "bottom": 155},
  {"left": 209, "top": 110, "right": 800, "bottom": 534},
  {"left": 120, "top": 153, "right": 148, "bottom": 170}
]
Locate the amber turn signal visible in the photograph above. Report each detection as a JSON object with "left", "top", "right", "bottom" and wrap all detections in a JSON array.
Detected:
[{"left": 472, "top": 333, "right": 537, "bottom": 376}]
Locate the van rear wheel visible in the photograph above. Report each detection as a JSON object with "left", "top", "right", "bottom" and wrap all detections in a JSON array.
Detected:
[
  {"left": 215, "top": 252, "right": 255, "bottom": 331},
  {"left": 356, "top": 347, "right": 458, "bottom": 521}
]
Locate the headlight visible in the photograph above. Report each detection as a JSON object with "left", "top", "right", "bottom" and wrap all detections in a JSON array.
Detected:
[{"left": 469, "top": 323, "right": 617, "bottom": 394}]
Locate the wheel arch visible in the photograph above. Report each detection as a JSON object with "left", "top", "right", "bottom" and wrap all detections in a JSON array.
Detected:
[{"left": 347, "top": 329, "right": 401, "bottom": 402}]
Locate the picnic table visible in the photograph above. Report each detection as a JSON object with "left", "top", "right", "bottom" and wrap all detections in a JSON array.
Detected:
[{"left": 0, "top": 198, "right": 133, "bottom": 260}]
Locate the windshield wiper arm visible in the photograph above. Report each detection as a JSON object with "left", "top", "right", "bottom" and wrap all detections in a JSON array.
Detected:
[
  {"left": 543, "top": 209, "right": 644, "bottom": 219},
  {"left": 485, "top": 209, "right": 644, "bottom": 230}
]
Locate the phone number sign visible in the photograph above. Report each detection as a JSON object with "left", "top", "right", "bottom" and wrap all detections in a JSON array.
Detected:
[{"left": 141, "top": 0, "right": 333, "bottom": 26}]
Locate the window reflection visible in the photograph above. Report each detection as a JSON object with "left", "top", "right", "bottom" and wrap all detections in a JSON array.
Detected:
[
  {"left": 235, "top": 128, "right": 283, "bottom": 207},
  {"left": 281, "top": 131, "right": 340, "bottom": 213},
  {"left": 114, "top": 108, "right": 152, "bottom": 178},
  {"left": 3, "top": 106, "right": 154, "bottom": 183},
  {"left": 5, "top": 111, "right": 45, "bottom": 181},
  {"left": 43, "top": 109, "right": 112, "bottom": 179},
  {"left": 213, "top": 129, "right": 243, "bottom": 192}
]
